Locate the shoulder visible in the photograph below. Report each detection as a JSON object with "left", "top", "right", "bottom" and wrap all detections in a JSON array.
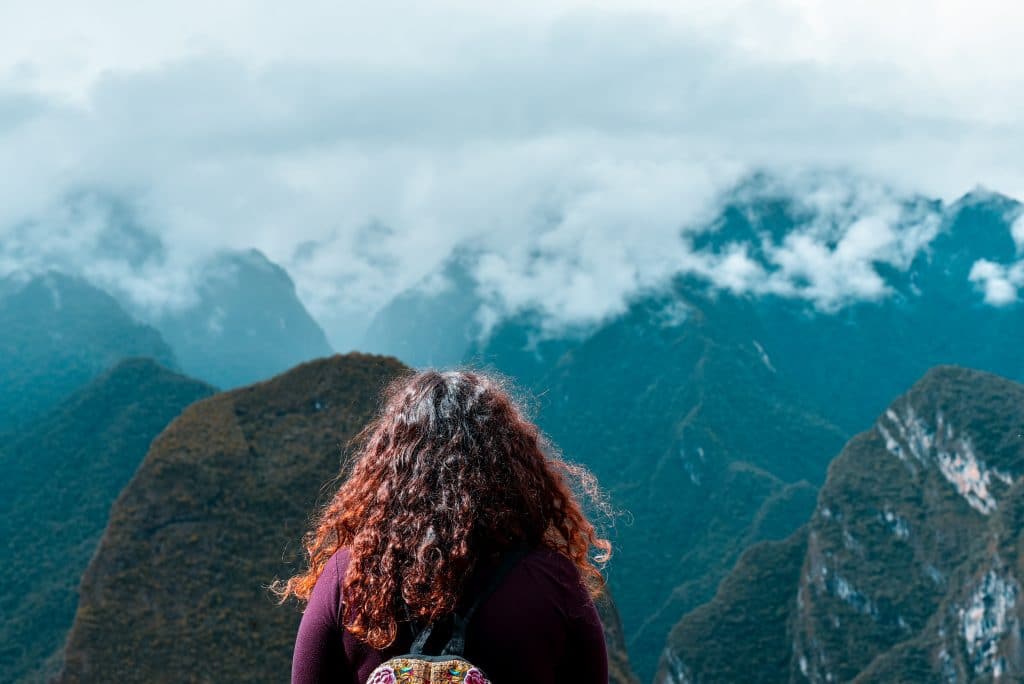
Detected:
[
  {"left": 521, "top": 546, "right": 584, "bottom": 579},
  {"left": 327, "top": 546, "right": 352, "bottom": 578},
  {"left": 308, "top": 547, "right": 351, "bottom": 626},
  {"left": 513, "top": 547, "right": 593, "bottom": 615}
]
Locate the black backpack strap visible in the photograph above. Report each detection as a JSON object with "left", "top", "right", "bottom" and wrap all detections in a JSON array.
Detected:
[
  {"left": 440, "top": 549, "right": 528, "bottom": 657},
  {"left": 408, "top": 620, "right": 435, "bottom": 656}
]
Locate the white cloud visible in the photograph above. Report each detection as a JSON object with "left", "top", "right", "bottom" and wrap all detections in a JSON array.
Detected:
[
  {"left": 969, "top": 259, "right": 1024, "bottom": 306},
  {"left": 1, "top": 2, "right": 1023, "bottom": 347},
  {"left": 1012, "top": 215, "right": 1024, "bottom": 254}
]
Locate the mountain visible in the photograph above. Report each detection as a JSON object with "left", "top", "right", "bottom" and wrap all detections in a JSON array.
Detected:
[
  {"left": 355, "top": 182, "right": 1024, "bottom": 679},
  {"left": 0, "top": 358, "right": 213, "bottom": 683},
  {"left": 149, "top": 249, "right": 333, "bottom": 388},
  {"left": 659, "top": 366, "right": 1024, "bottom": 683},
  {"left": 656, "top": 529, "right": 809, "bottom": 684},
  {"left": 360, "top": 248, "right": 482, "bottom": 368},
  {"left": 727, "top": 188, "right": 1024, "bottom": 436},
  {"left": 57, "top": 353, "right": 639, "bottom": 683},
  {"left": 0, "top": 272, "right": 176, "bottom": 435}
]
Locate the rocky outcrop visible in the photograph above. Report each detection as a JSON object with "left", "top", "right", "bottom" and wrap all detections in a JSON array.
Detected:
[{"left": 659, "top": 366, "right": 1024, "bottom": 683}]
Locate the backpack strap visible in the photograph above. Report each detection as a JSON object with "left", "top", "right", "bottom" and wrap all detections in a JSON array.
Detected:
[
  {"left": 408, "top": 617, "right": 435, "bottom": 656},
  {"left": 408, "top": 549, "right": 527, "bottom": 657},
  {"left": 440, "top": 549, "right": 527, "bottom": 657}
]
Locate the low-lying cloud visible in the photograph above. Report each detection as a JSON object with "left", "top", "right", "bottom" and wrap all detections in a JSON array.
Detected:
[{"left": 2, "top": 2, "right": 1023, "bottom": 348}]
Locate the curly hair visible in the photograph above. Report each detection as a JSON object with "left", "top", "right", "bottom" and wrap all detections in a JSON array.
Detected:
[{"left": 274, "top": 368, "right": 612, "bottom": 649}]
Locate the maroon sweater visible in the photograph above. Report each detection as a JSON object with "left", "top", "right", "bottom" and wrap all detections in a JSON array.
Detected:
[{"left": 291, "top": 547, "right": 608, "bottom": 684}]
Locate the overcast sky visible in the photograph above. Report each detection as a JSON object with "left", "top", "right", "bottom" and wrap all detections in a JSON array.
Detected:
[{"left": 2, "top": 1, "right": 1023, "bottom": 348}]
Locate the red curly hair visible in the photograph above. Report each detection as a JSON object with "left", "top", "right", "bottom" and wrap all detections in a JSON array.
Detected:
[{"left": 275, "top": 368, "right": 611, "bottom": 648}]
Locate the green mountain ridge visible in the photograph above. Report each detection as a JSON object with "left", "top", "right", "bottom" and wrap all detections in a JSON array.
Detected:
[
  {"left": 470, "top": 286, "right": 848, "bottom": 678},
  {"left": 0, "top": 358, "right": 213, "bottom": 683}
]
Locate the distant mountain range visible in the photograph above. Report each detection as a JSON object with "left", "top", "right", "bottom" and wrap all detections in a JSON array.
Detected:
[
  {"left": 2, "top": 187, "right": 334, "bottom": 391},
  {"left": 659, "top": 366, "right": 1024, "bottom": 683},
  {"left": 56, "top": 353, "right": 640, "bottom": 684},
  {"left": 361, "top": 248, "right": 481, "bottom": 369}
]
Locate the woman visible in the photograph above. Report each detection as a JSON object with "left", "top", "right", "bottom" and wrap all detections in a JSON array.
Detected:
[{"left": 276, "top": 369, "right": 612, "bottom": 683}]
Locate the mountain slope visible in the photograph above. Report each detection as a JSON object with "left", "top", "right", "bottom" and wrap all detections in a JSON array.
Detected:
[
  {"left": 0, "top": 359, "right": 213, "bottom": 683},
  {"left": 659, "top": 366, "right": 1024, "bottom": 683},
  {"left": 57, "top": 353, "right": 639, "bottom": 683},
  {"left": 658, "top": 530, "right": 809, "bottom": 684},
  {"left": 0, "top": 272, "right": 176, "bottom": 434}
]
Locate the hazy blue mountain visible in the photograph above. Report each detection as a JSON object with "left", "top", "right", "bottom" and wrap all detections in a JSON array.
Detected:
[
  {"left": 6, "top": 191, "right": 333, "bottom": 390},
  {"left": 0, "top": 358, "right": 213, "bottom": 683},
  {"left": 0, "top": 272, "right": 176, "bottom": 434},
  {"left": 150, "top": 249, "right": 333, "bottom": 388},
  {"left": 726, "top": 188, "right": 1024, "bottom": 436},
  {"left": 360, "top": 248, "right": 482, "bottom": 368},
  {"left": 659, "top": 366, "right": 1024, "bottom": 683}
]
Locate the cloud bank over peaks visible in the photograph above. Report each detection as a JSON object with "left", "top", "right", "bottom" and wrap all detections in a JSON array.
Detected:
[
  {"left": 685, "top": 172, "right": 944, "bottom": 309},
  {"left": 458, "top": 171, "right": 947, "bottom": 341},
  {"left": 4, "top": 2, "right": 1024, "bottom": 346}
]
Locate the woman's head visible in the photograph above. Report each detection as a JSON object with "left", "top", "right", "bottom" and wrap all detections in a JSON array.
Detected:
[{"left": 276, "top": 368, "right": 611, "bottom": 648}]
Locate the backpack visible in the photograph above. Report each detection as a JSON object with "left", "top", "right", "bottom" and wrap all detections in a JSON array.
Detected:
[{"left": 365, "top": 550, "right": 526, "bottom": 684}]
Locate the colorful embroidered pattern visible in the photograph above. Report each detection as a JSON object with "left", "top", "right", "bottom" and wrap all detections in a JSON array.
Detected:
[{"left": 366, "top": 657, "right": 490, "bottom": 684}]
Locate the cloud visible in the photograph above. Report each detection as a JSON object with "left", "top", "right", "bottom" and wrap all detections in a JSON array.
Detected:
[
  {"left": 969, "top": 259, "right": 1024, "bottom": 306},
  {"left": 1, "top": 2, "right": 1023, "bottom": 347},
  {"left": 1013, "top": 214, "right": 1024, "bottom": 254}
]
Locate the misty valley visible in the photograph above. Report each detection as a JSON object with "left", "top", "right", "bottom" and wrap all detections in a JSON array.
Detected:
[{"left": 5, "top": 179, "right": 1024, "bottom": 684}]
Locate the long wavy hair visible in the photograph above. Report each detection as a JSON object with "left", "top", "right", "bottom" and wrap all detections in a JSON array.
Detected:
[{"left": 274, "top": 368, "right": 612, "bottom": 649}]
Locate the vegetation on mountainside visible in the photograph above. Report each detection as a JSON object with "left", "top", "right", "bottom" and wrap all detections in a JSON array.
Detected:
[
  {"left": 658, "top": 530, "right": 808, "bottom": 683},
  {"left": 663, "top": 366, "right": 1024, "bottom": 683},
  {"left": 0, "top": 359, "right": 213, "bottom": 683}
]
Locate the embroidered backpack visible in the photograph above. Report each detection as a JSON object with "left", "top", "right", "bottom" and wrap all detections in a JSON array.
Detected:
[{"left": 365, "top": 551, "right": 526, "bottom": 684}]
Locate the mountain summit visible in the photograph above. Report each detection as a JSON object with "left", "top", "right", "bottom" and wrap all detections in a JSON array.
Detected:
[{"left": 149, "top": 249, "right": 334, "bottom": 388}]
